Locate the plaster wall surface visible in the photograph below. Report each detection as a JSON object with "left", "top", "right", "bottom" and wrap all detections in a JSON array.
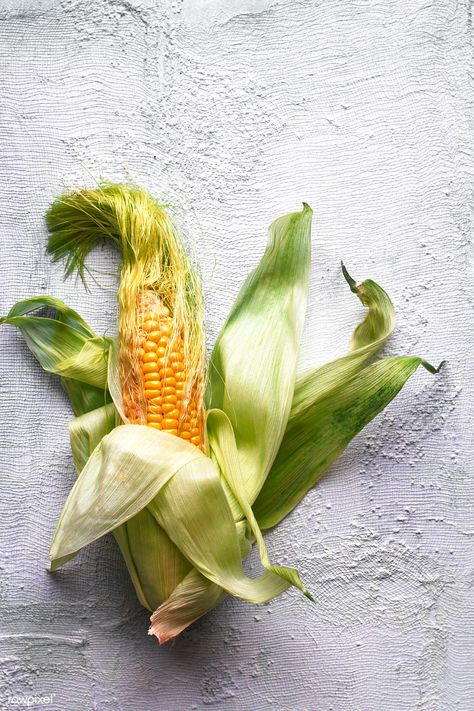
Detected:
[{"left": 0, "top": 1, "right": 472, "bottom": 710}]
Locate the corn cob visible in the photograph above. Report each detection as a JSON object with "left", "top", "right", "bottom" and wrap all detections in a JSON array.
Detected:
[{"left": 122, "top": 291, "right": 203, "bottom": 447}]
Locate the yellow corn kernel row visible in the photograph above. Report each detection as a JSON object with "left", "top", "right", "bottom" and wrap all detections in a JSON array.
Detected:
[{"left": 122, "top": 297, "right": 203, "bottom": 449}]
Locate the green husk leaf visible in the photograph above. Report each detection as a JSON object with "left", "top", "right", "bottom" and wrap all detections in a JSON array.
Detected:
[
  {"left": 49, "top": 425, "right": 203, "bottom": 565},
  {"left": 254, "top": 356, "right": 442, "bottom": 529},
  {"left": 207, "top": 409, "right": 312, "bottom": 599},
  {"left": 3, "top": 295, "right": 95, "bottom": 336},
  {"left": 1, "top": 296, "right": 110, "bottom": 389},
  {"left": 68, "top": 402, "right": 119, "bottom": 474},
  {"left": 63, "top": 402, "right": 161, "bottom": 611},
  {"left": 291, "top": 266, "right": 395, "bottom": 417},
  {"left": 125, "top": 508, "right": 192, "bottom": 611},
  {"left": 147, "top": 456, "right": 291, "bottom": 603},
  {"left": 149, "top": 568, "right": 226, "bottom": 643},
  {"left": 50, "top": 402, "right": 119, "bottom": 571},
  {"left": 148, "top": 520, "right": 253, "bottom": 643},
  {"left": 61, "top": 377, "right": 112, "bottom": 417},
  {"left": 50, "top": 421, "right": 293, "bottom": 603},
  {"left": 148, "top": 519, "right": 253, "bottom": 643},
  {"left": 206, "top": 204, "right": 312, "bottom": 503},
  {"left": 112, "top": 522, "right": 152, "bottom": 611}
]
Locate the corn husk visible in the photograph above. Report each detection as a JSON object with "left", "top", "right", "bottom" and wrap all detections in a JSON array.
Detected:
[
  {"left": 0, "top": 295, "right": 110, "bottom": 414},
  {"left": 206, "top": 204, "right": 312, "bottom": 504},
  {"left": 1, "top": 183, "right": 442, "bottom": 643}
]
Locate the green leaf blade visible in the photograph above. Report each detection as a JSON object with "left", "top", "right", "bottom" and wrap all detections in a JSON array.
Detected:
[
  {"left": 49, "top": 425, "right": 203, "bottom": 564},
  {"left": 206, "top": 204, "right": 313, "bottom": 503},
  {"left": 207, "top": 408, "right": 311, "bottom": 598},
  {"left": 254, "top": 356, "right": 441, "bottom": 530},
  {"left": 291, "top": 268, "right": 396, "bottom": 417},
  {"left": 1, "top": 296, "right": 110, "bottom": 389}
]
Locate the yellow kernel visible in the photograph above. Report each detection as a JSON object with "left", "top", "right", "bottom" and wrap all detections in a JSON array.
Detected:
[
  {"left": 162, "top": 403, "right": 176, "bottom": 414},
  {"left": 163, "top": 377, "right": 176, "bottom": 387},
  {"left": 143, "top": 352, "right": 158, "bottom": 363},
  {"left": 159, "top": 367, "right": 175, "bottom": 378},
  {"left": 143, "top": 363, "right": 159, "bottom": 373},
  {"left": 144, "top": 340, "right": 158, "bottom": 352},
  {"left": 148, "top": 413, "right": 163, "bottom": 423},
  {"left": 147, "top": 330, "right": 162, "bottom": 342},
  {"left": 162, "top": 418, "right": 178, "bottom": 429},
  {"left": 181, "top": 422, "right": 191, "bottom": 432},
  {"left": 174, "top": 371, "right": 185, "bottom": 383},
  {"left": 138, "top": 347, "right": 145, "bottom": 358},
  {"left": 190, "top": 436, "right": 201, "bottom": 445},
  {"left": 160, "top": 323, "right": 172, "bottom": 336},
  {"left": 144, "top": 389, "right": 161, "bottom": 399},
  {"left": 144, "top": 319, "right": 159, "bottom": 332},
  {"left": 144, "top": 380, "right": 161, "bottom": 391},
  {"left": 148, "top": 422, "right": 162, "bottom": 430},
  {"left": 163, "top": 395, "right": 177, "bottom": 405},
  {"left": 156, "top": 346, "right": 166, "bottom": 357},
  {"left": 144, "top": 373, "right": 161, "bottom": 390},
  {"left": 162, "top": 386, "right": 176, "bottom": 396},
  {"left": 180, "top": 431, "right": 191, "bottom": 440},
  {"left": 158, "top": 336, "right": 169, "bottom": 347},
  {"left": 191, "top": 428, "right": 200, "bottom": 436},
  {"left": 163, "top": 428, "right": 179, "bottom": 436}
]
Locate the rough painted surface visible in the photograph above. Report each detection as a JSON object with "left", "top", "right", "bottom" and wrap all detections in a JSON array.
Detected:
[{"left": 0, "top": 0, "right": 472, "bottom": 709}]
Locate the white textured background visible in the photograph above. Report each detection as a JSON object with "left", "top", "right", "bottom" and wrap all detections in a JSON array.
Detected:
[{"left": 0, "top": 1, "right": 472, "bottom": 710}]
